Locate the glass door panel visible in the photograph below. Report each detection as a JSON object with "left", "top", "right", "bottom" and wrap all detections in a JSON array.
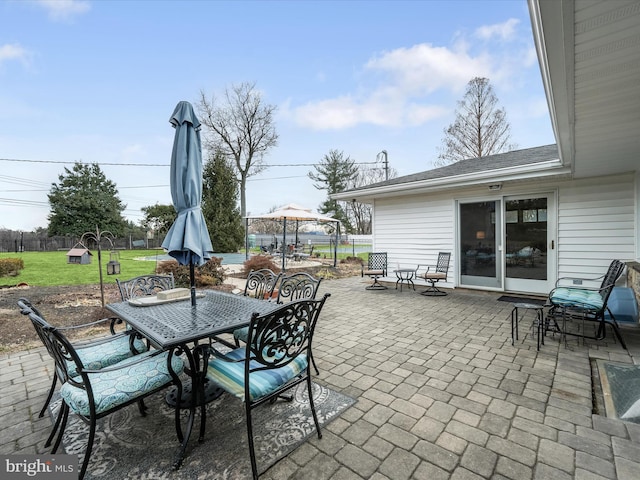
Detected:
[
  {"left": 459, "top": 200, "right": 502, "bottom": 289},
  {"left": 504, "top": 195, "right": 553, "bottom": 294}
]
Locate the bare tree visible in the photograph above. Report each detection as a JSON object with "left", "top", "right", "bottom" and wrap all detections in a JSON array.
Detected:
[
  {"left": 436, "top": 77, "right": 516, "bottom": 166},
  {"left": 198, "top": 82, "right": 278, "bottom": 218}
]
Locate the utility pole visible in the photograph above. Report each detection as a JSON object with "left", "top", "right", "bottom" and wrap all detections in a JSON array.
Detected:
[{"left": 377, "top": 150, "right": 389, "bottom": 180}]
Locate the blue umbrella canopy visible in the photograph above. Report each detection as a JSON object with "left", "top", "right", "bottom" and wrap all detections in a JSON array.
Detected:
[{"left": 161, "top": 101, "right": 213, "bottom": 303}]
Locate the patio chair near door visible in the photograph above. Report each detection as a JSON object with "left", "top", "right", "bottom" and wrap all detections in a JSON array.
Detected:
[
  {"left": 361, "top": 252, "right": 388, "bottom": 290},
  {"left": 546, "top": 259, "right": 627, "bottom": 349},
  {"left": 416, "top": 252, "right": 451, "bottom": 296}
]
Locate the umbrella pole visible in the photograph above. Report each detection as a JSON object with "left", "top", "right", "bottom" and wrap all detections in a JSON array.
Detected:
[{"left": 190, "top": 263, "right": 196, "bottom": 306}]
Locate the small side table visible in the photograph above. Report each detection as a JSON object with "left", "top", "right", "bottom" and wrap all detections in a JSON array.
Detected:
[
  {"left": 394, "top": 269, "right": 416, "bottom": 292},
  {"left": 511, "top": 303, "right": 545, "bottom": 350}
]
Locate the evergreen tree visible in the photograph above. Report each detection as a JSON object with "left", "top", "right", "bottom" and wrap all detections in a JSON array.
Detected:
[
  {"left": 47, "top": 163, "right": 126, "bottom": 236},
  {"left": 308, "top": 150, "right": 358, "bottom": 232},
  {"left": 202, "top": 151, "right": 244, "bottom": 252}
]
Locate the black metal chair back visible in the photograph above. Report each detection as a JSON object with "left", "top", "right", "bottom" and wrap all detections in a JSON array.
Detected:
[
  {"left": 205, "top": 293, "right": 330, "bottom": 480},
  {"left": 435, "top": 252, "right": 451, "bottom": 276},
  {"left": 243, "top": 268, "right": 282, "bottom": 300},
  {"left": 116, "top": 273, "right": 175, "bottom": 300},
  {"left": 367, "top": 252, "right": 387, "bottom": 273},
  {"left": 276, "top": 272, "right": 322, "bottom": 303},
  {"left": 598, "top": 259, "right": 625, "bottom": 303}
]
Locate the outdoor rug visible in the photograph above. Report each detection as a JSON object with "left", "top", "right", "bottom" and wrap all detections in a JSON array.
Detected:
[
  {"left": 597, "top": 360, "right": 640, "bottom": 425},
  {"left": 48, "top": 382, "right": 355, "bottom": 479},
  {"left": 497, "top": 295, "right": 546, "bottom": 306}
]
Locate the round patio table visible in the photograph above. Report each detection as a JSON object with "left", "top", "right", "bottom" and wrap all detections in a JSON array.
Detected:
[{"left": 394, "top": 269, "right": 416, "bottom": 292}]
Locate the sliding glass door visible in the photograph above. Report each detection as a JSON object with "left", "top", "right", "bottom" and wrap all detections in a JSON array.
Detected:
[
  {"left": 459, "top": 194, "right": 555, "bottom": 293},
  {"left": 459, "top": 200, "right": 502, "bottom": 289}
]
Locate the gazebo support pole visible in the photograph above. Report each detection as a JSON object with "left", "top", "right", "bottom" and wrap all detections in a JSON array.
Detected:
[
  {"left": 282, "top": 218, "right": 287, "bottom": 271},
  {"left": 334, "top": 221, "right": 340, "bottom": 268}
]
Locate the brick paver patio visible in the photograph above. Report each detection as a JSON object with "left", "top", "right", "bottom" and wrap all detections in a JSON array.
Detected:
[{"left": 2, "top": 275, "right": 640, "bottom": 479}]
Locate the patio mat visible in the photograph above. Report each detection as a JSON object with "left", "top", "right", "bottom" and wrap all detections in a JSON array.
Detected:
[
  {"left": 48, "top": 382, "right": 355, "bottom": 479},
  {"left": 497, "top": 295, "right": 546, "bottom": 305},
  {"left": 597, "top": 360, "right": 640, "bottom": 424}
]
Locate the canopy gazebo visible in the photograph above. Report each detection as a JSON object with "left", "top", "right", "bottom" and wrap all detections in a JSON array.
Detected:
[{"left": 245, "top": 203, "right": 341, "bottom": 271}]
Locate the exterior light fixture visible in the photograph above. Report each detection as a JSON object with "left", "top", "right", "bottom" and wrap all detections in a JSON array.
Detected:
[{"left": 488, "top": 184, "right": 502, "bottom": 191}]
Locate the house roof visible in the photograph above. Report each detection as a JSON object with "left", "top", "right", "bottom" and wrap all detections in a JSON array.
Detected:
[
  {"left": 334, "top": 144, "right": 568, "bottom": 202},
  {"left": 529, "top": 0, "right": 640, "bottom": 178},
  {"left": 66, "top": 248, "right": 92, "bottom": 256}
]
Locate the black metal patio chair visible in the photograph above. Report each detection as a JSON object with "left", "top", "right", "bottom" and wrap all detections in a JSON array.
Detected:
[
  {"left": 17, "top": 298, "right": 149, "bottom": 420},
  {"left": 361, "top": 252, "right": 388, "bottom": 290},
  {"left": 17, "top": 299, "right": 184, "bottom": 480},
  {"left": 416, "top": 252, "right": 451, "bottom": 296},
  {"left": 202, "top": 294, "right": 330, "bottom": 480},
  {"left": 243, "top": 268, "right": 282, "bottom": 300},
  {"left": 234, "top": 272, "right": 323, "bottom": 373},
  {"left": 546, "top": 259, "right": 627, "bottom": 348}
]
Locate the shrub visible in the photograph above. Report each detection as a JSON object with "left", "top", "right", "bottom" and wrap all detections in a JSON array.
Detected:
[
  {"left": 241, "top": 255, "right": 280, "bottom": 277},
  {"left": 341, "top": 256, "right": 363, "bottom": 265},
  {"left": 0, "top": 258, "right": 25, "bottom": 277},
  {"left": 156, "top": 256, "right": 226, "bottom": 287}
]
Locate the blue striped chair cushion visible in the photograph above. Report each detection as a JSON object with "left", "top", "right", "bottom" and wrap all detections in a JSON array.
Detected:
[
  {"left": 67, "top": 335, "right": 148, "bottom": 378},
  {"left": 550, "top": 287, "right": 604, "bottom": 311},
  {"left": 207, "top": 348, "right": 307, "bottom": 401},
  {"left": 60, "top": 352, "right": 184, "bottom": 416}
]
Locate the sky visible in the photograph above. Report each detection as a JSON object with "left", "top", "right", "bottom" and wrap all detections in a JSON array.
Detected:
[{"left": 0, "top": 0, "right": 555, "bottom": 232}]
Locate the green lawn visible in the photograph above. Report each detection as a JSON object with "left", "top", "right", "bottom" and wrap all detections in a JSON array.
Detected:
[
  {"left": 1, "top": 247, "right": 370, "bottom": 288},
  {"left": 0, "top": 250, "right": 165, "bottom": 287}
]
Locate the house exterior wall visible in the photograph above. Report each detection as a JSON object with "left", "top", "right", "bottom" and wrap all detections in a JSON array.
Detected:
[
  {"left": 370, "top": 173, "right": 636, "bottom": 294},
  {"left": 373, "top": 194, "right": 455, "bottom": 289},
  {"left": 556, "top": 173, "right": 636, "bottom": 280}
]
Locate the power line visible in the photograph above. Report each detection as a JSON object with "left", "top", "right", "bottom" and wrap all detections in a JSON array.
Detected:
[{"left": 0, "top": 157, "right": 380, "bottom": 168}]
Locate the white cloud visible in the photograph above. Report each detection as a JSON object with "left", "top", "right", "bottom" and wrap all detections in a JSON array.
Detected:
[
  {"left": 290, "top": 17, "right": 537, "bottom": 132},
  {"left": 34, "top": 0, "right": 91, "bottom": 22},
  {"left": 292, "top": 42, "right": 491, "bottom": 130},
  {"left": 0, "top": 43, "right": 31, "bottom": 67},
  {"left": 475, "top": 18, "right": 520, "bottom": 41},
  {"left": 366, "top": 43, "right": 493, "bottom": 94}
]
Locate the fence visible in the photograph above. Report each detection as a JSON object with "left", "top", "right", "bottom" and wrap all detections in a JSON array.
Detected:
[{"left": 0, "top": 233, "right": 154, "bottom": 253}]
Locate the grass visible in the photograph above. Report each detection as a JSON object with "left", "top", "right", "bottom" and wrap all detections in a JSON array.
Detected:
[
  {"left": 1, "top": 247, "right": 370, "bottom": 288},
  {"left": 0, "top": 250, "right": 165, "bottom": 287}
]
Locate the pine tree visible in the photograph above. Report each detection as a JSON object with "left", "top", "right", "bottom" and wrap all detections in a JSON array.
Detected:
[{"left": 202, "top": 151, "right": 244, "bottom": 252}]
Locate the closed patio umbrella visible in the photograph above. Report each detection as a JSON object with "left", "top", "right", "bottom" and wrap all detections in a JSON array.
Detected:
[{"left": 161, "top": 101, "right": 213, "bottom": 306}]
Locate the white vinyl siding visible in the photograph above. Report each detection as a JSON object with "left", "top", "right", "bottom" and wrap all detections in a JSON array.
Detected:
[
  {"left": 366, "top": 173, "right": 636, "bottom": 294},
  {"left": 557, "top": 174, "right": 636, "bottom": 279},
  {"left": 372, "top": 195, "right": 455, "bottom": 287}
]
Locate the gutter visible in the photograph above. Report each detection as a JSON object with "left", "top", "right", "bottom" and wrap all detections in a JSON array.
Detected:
[{"left": 334, "top": 160, "right": 571, "bottom": 201}]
